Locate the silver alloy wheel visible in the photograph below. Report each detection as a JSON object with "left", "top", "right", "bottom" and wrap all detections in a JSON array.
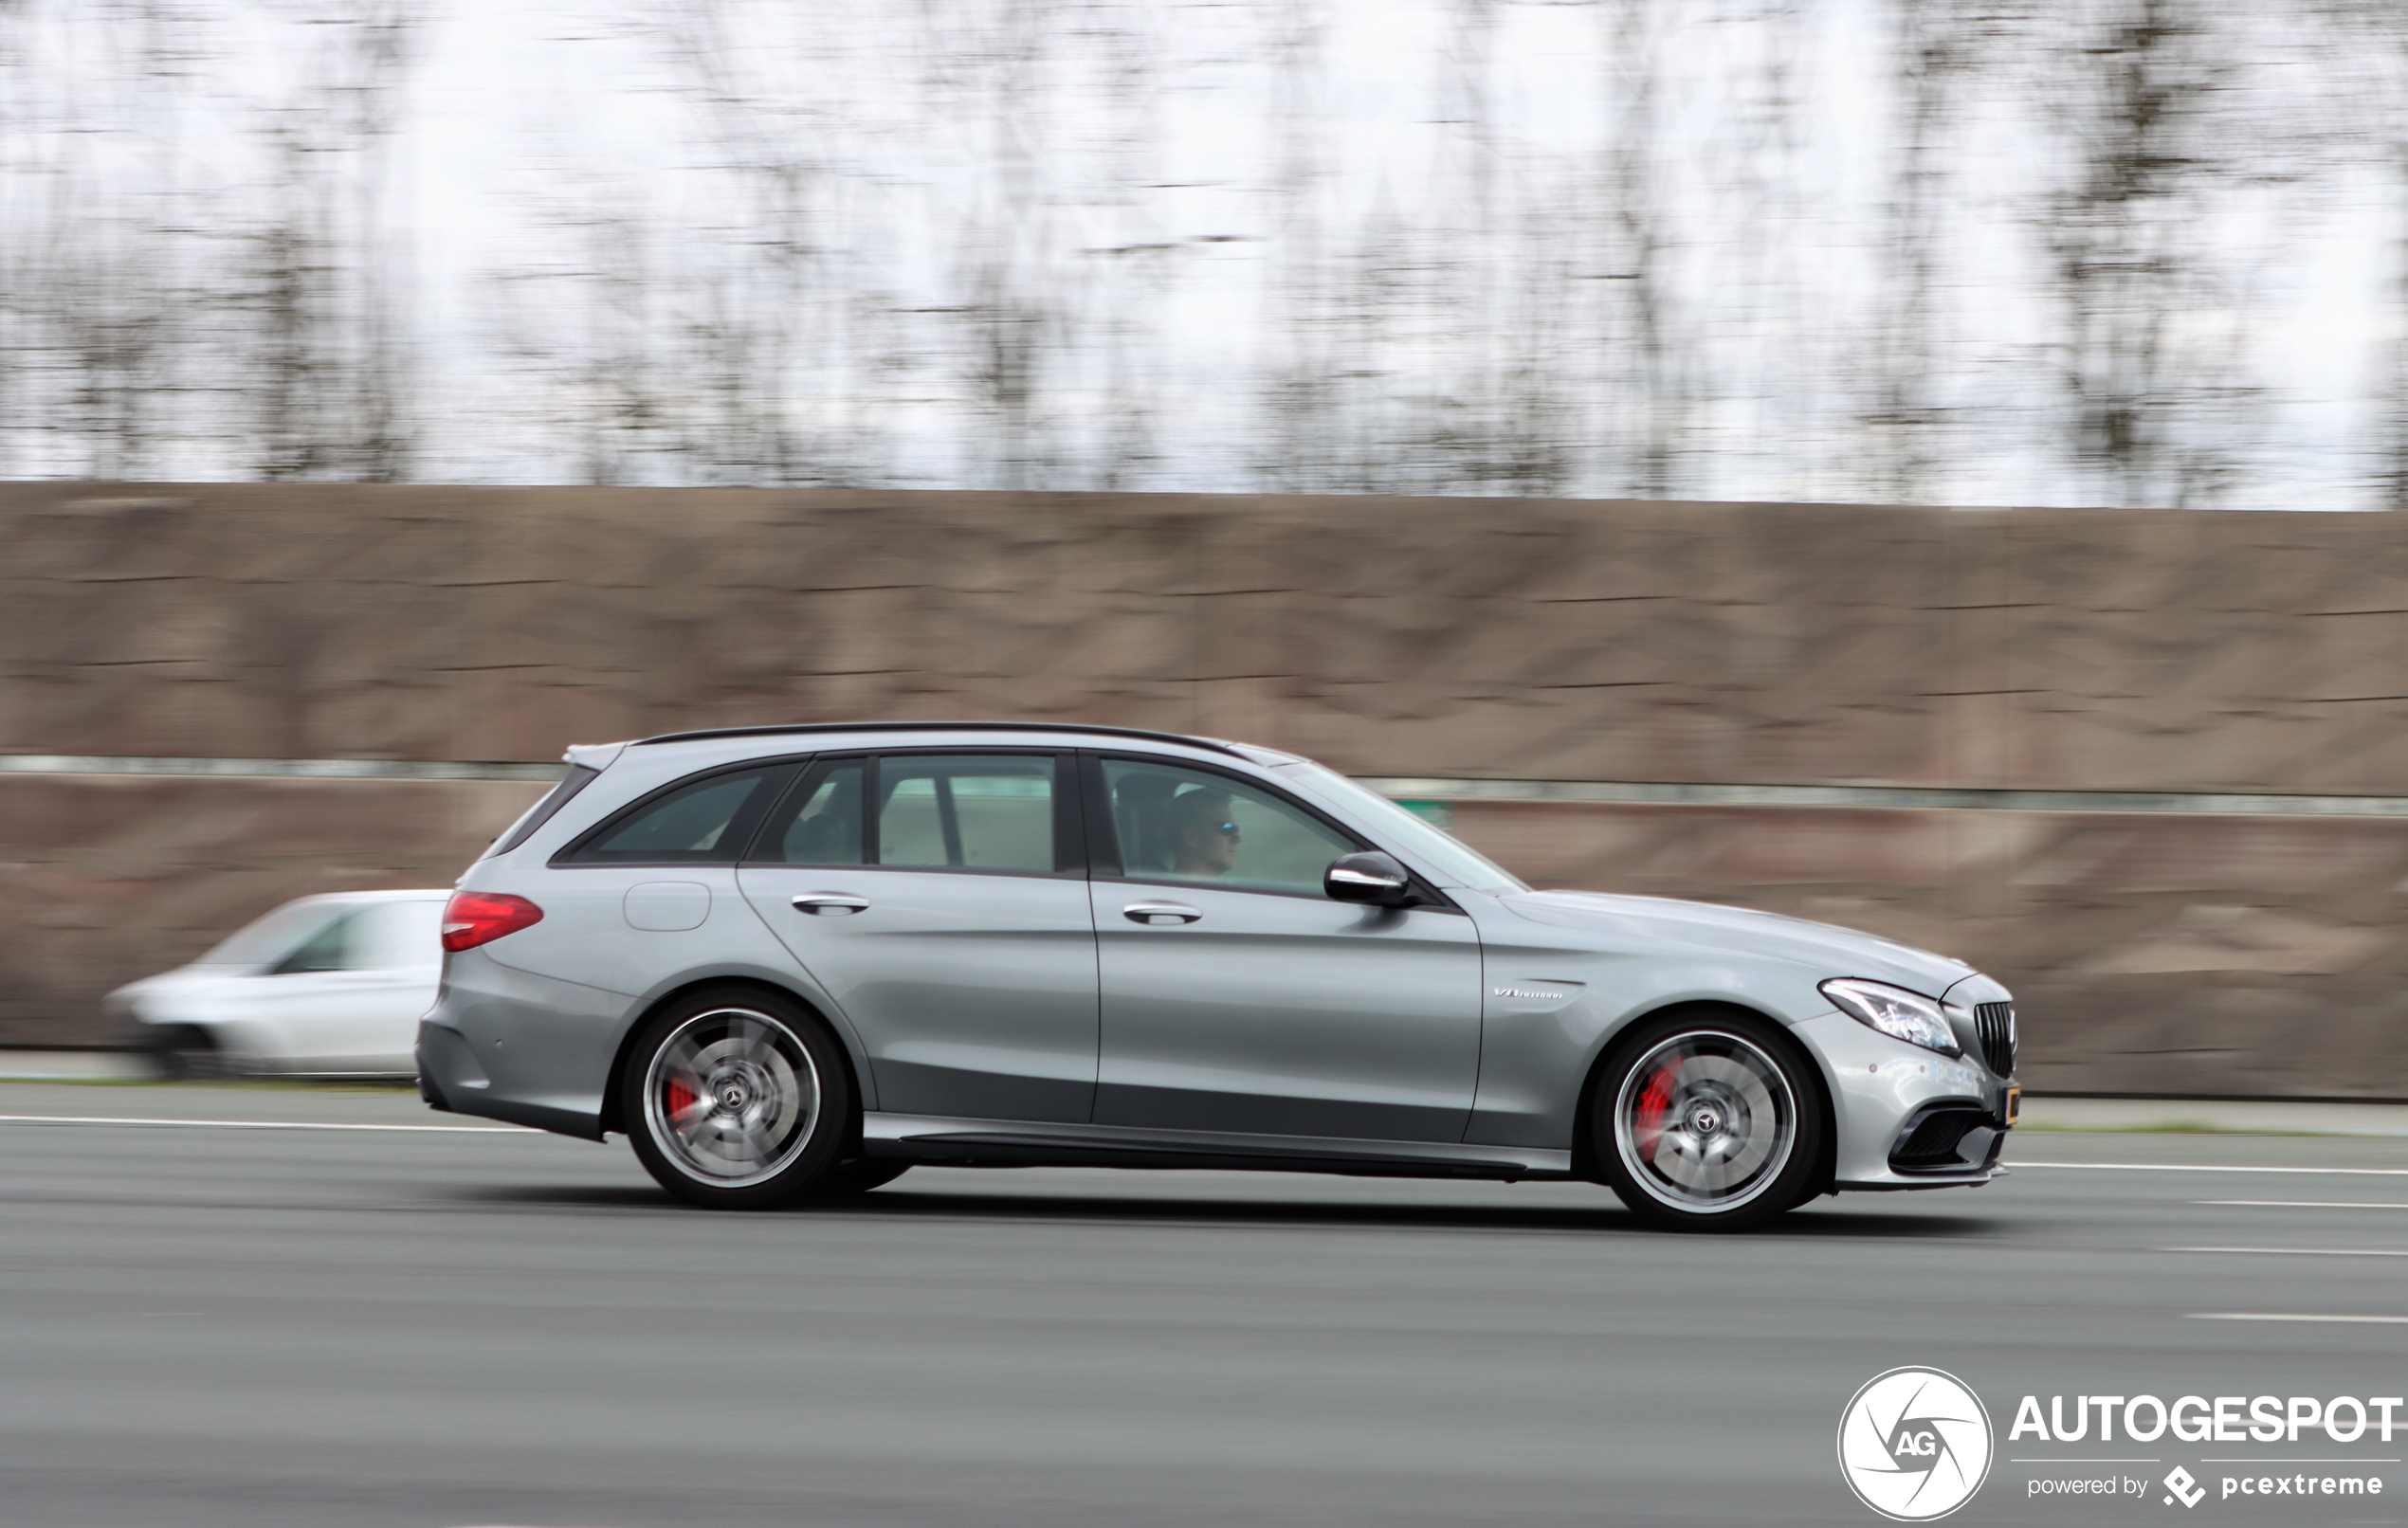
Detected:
[
  {"left": 641, "top": 1007, "right": 821, "bottom": 1188},
  {"left": 1613, "top": 1028, "right": 1797, "bottom": 1212}
]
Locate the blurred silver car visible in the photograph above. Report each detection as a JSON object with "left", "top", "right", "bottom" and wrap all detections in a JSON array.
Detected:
[
  {"left": 114, "top": 891, "right": 448, "bottom": 1078},
  {"left": 418, "top": 723, "right": 2018, "bottom": 1230}
]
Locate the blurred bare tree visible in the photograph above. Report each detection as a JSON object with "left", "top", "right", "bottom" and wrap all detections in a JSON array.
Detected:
[
  {"left": 2036, "top": 0, "right": 2296, "bottom": 507},
  {"left": 0, "top": 0, "right": 2399, "bottom": 509},
  {"left": 1860, "top": 0, "right": 1990, "bottom": 502},
  {"left": 2338, "top": 0, "right": 2408, "bottom": 511},
  {"left": 242, "top": 5, "right": 422, "bottom": 481},
  {"left": 1595, "top": 0, "right": 1685, "bottom": 498},
  {"left": 2, "top": 2, "right": 211, "bottom": 479}
]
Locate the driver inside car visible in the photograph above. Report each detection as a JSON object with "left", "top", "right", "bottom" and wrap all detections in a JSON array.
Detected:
[{"left": 1166, "top": 788, "right": 1240, "bottom": 881}]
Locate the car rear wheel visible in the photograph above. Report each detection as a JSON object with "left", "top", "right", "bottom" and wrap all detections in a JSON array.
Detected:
[
  {"left": 1592, "top": 1009, "right": 1824, "bottom": 1233},
  {"left": 621, "top": 989, "right": 850, "bottom": 1210}
]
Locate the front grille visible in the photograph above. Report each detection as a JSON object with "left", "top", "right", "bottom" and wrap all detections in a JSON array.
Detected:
[{"left": 1975, "top": 1001, "right": 2016, "bottom": 1079}]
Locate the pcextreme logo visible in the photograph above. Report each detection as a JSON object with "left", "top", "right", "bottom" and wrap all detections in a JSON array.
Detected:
[{"left": 1838, "top": 1367, "right": 1996, "bottom": 1521}]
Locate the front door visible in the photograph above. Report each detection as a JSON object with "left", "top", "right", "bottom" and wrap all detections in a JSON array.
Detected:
[
  {"left": 1086, "top": 755, "right": 1484, "bottom": 1142},
  {"left": 250, "top": 898, "right": 446, "bottom": 1071},
  {"left": 737, "top": 752, "right": 1099, "bottom": 1124}
]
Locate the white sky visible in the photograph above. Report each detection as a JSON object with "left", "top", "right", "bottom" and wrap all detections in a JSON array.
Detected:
[{"left": 3, "top": 0, "right": 2398, "bottom": 508}]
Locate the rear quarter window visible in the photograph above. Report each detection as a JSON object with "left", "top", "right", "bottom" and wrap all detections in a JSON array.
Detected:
[
  {"left": 487, "top": 765, "right": 602, "bottom": 858},
  {"left": 556, "top": 765, "right": 791, "bottom": 864}
]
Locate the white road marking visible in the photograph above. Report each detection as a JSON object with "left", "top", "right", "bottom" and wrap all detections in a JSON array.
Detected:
[
  {"left": 2013, "top": 1161, "right": 2408, "bottom": 1176},
  {"left": 0, "top": 1114, "right": 534, "bottom": 1134},
  {"left": 2191, "top": 1313, "right": 2408, "bottom": 1324},
  {"left": 2198, "top": 1200, "right": 2408, "bottom": 1210},
  {"left": 2167, "top": 1246, "right": 2408, "bottom": 1258}
]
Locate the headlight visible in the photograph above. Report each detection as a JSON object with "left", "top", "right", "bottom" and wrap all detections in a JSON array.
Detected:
[{"left": 1820, "top": 977, "right": 1961, "bottom": 1056}]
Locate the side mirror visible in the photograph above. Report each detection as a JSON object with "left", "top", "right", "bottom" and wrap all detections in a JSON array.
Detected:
[{"left": 1325, "top": 851, "right": 1414, "bottom": 907}]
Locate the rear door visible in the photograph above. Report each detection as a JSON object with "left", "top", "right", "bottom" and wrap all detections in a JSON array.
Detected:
[
  {"left": 736, "top": 751, "right": 1100, "bottom": 1123},
  {"left": 1085, "top": 755, "right": 1484, "bottom": 1142}
]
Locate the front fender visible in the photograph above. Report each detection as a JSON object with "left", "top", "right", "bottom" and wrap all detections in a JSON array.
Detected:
[{"left": 1462, "top": 947, "right": 1830, "bottom": 1151}]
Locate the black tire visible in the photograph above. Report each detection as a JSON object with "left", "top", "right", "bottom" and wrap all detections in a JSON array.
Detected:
[
  {"left": 1590, "top": 1007, "right": 1826, "bottom": 1233},
  {"left": 143, "top": 1024, "right": 222, "bottom": 1081},
  {"left": 810, "top": 1158, "right": 913, "bottom": 1198},
  {"left": 620, "top": 987, "right": 852, "bottom": 1210}
]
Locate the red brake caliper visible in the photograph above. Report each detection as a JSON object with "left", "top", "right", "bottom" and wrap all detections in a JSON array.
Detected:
[
  {"left": 1634, "top": 1062, "right": 1679, "bottom": 1164},
  {"left": 666, "top": 1079, "right": 698, "bottom": 1119}
]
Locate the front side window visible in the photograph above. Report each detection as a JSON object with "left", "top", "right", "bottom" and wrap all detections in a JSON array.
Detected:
[
  {"left": 1101, "top": 759, "right": 1356, "bottom": 897},
  {"left": 201, "top": 900, "right": 343, "bottom": 969},
  {"left": 270, "top": 911, "right": 358, "bottom": 974},
  {"left": 562, "top": 765, "right": 787, "bottom": 864},
  {"left": 876, "top": 755, "right": 1059, "bottom": 873},
  {"left": 1281, "top": 762, "right": 1526, "bottom": 893}
]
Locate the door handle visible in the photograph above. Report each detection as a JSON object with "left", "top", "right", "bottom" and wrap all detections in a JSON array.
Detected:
[
  {"left": 1122, "top": 900, "right": 1202, "bottom": 926},
  {"left": 792, "top": 893, "right": 870, "bottom": 917}
]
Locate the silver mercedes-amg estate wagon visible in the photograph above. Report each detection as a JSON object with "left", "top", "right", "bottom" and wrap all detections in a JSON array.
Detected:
[{"left": 418, "top": 722, "right": 2017, "bottom": 1230}]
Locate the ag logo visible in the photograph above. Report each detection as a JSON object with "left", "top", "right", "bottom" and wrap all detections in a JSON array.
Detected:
[{"left": 1837, "top": 1367, "right": 1994, "bottom": 1521}]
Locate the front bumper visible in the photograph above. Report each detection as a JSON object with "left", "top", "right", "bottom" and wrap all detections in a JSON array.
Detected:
[{"left": 1797, "top": 1011, "right": 2013, "bottom": 1191}]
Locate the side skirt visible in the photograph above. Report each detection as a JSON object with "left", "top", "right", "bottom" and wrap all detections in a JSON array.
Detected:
[{"left": 863, "top": 1112, "right": 1576, "bottom": 1181}]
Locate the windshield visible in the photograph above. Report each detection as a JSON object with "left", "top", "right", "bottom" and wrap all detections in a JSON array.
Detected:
[
  {"left": 1281, "top": 763, "right": 1526, "bottom": 894},
  {"left": 192, "top": 900, "right": 343, "bottom": 969}
]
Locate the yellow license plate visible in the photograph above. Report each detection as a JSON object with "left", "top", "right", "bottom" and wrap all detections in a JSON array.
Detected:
[{"left": 2005, "top": 1086, "right": 2021, "bottom": 1126}]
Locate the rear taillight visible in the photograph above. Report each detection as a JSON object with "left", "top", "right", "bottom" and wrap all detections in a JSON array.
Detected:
[{"left": 442, "top": 891, "right": 544, "bottom": 952}]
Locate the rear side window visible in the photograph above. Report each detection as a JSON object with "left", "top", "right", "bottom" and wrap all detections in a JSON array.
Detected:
[
  {"left": 752, "top": 759, "right": 867, "bottom": 865},
  {"left": 877, "top": 755, "right": 1058, "bottom": 873},
  {"left": 558, "top": 765, "right": 789, "bottom": 864}
]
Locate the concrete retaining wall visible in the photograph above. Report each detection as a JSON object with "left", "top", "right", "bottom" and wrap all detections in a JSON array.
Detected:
[{"left": 4, "top": 483, "right": 2403, "bottom": 1093}]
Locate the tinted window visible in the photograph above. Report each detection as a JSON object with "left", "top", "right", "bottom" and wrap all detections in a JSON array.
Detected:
[
  {"left": 877, "top": 755, "right": 1057, "bottom": 873},
  {"left": 271, "top": 911, "right": 356, "bottom": 974},
  {"left": 1102, "top": 759, "right": 1356, "bottom": 896},
  {"left": 199, "top": 900, "right": 343, "bottom": 969},
  {"left": 565, "top": 766, "right": 786, "bottom": 864},
  {"left": 753, "top": 760, "right": 867, "bottom": 865},
  {"left": 1283, "top": 763, "right": 1526, "bottom": 893},
  {"left": 268, "top": 900, "right": 443, "bottom": 973}
]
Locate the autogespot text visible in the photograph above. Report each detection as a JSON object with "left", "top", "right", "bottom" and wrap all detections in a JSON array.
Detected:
[{"left": 2011, "top": 1392, "right": 2405, "bottom": 1444}]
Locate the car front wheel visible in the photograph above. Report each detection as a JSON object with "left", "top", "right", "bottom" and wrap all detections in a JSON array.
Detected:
[
  {"left": 1593, "top": 1009, "right": 1824, "bottom": 1232},
  {"left": 143, "top": 1023, "right": 228, "bottom": 1081},
  {"left": 622, "top": 989, "right": 851, "bottom": 1210}
]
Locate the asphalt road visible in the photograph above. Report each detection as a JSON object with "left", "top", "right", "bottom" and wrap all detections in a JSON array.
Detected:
[{"left": 7, "top": 1084, "right": 2408, "bottom": 1528}]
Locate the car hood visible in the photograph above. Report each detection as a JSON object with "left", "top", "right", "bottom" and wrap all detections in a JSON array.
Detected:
[
  {"left": 1496, "top": 890, "right": 1977, "bottom": 997},
  {"left": 108, "top": 965, "right": 254, "bottom": 1014}
]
